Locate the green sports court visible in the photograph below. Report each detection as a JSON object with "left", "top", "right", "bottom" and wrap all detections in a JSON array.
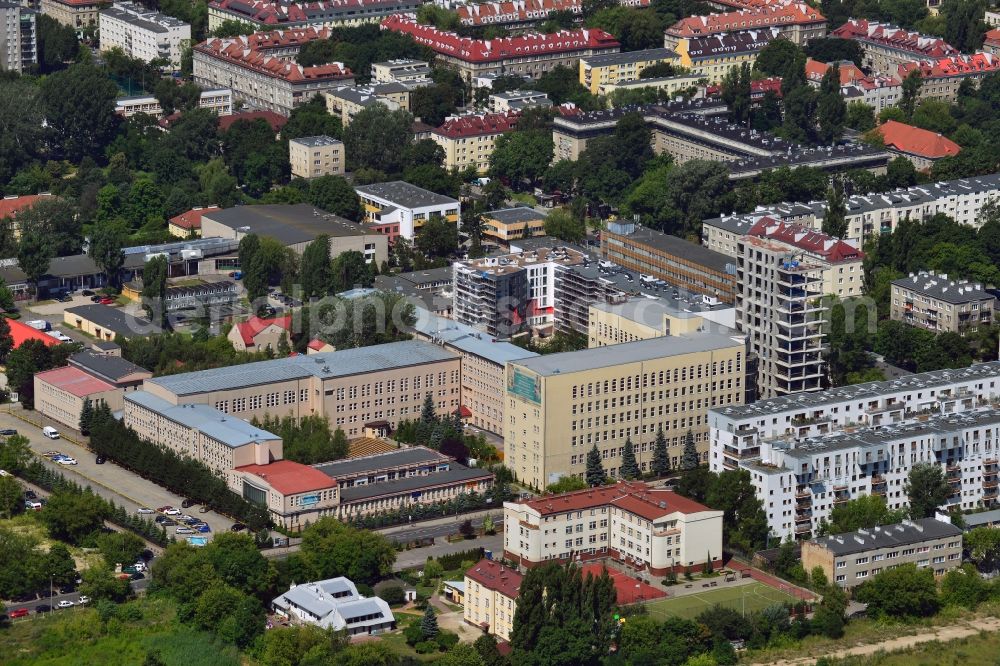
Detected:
[{"left": 642, "top": 581, "right": 801, "bottom": 620}]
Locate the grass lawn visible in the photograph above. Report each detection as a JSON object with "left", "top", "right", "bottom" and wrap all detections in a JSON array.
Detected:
[
  {"left": 644, "top": 582, "right": 799, "bottom": 620},
  {"left": 807, "top": 630, "right": 1000, "bottom": 666},
  {"left": 510, "top": 193, "right": 537, "bottom": 206},
  {"left": 1, "top": 514, "right": 104, "bottom": 572}
]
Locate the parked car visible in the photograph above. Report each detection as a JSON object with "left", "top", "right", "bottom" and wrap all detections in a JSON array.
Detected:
[
  {"left": 42, "top": 451, "right": 61, "bottom": 458},
  {"left": 42, "top": 427, "right": 60, "bottom": 439},
  {"left": 90, "top": 295, "right": 101, "bottom": 302},
  {"left": 175, "top": 527, "right": 194, "bottom": 535},
  {"left": 81, "top": 290, "right": 95, "bottom": 296},
  {"left": 24, "top": 500, "right": 42, "bottom": 511},
  {"left": 163, "top": 507, "right": 181, "bottom": 516},
  {"left": 230, "top": 523, "right": 247, "bottom": 532},
  {"left": 24, "top": 490, "right": 37, "bottom": 500},
  {"left": 95, "top": 455, "right": 106, "bottom": 464},
  {"left": 57, "top": 600, "right": 74, "bottom": 609},
  {"left": 77, "top": 595, "right": 90, "bottom": 605},
  {"left": 131, "top": 572, "right": 145, "bottom": 580},
  {"left": 35, "top": 604, "right": 50, "bottom": 613},
  {"left": 156, "top": 506, "right": 173, "bottom": 513},
  {"left": 0, "top": 428, "right": 17, "bottom": 436},
  {"left": 160, "top": 519, "right": 177, "bottom": 527},
  {"left": 54, "top": 457, "right": 77, "bottom": 465},
  {"left": 195, "top": 524, "right": 211, "bottom": 533},
  {"left": 121, "top": 566, "right": 138, "bottom": 575},
  {"left": 137, "top": 507, "right": 154, "bottom": 514},
  {"left": 8, "top": 608, "right": 29, "bottom": 619},
  {"left": 99, "top": 297, "right": 115, "bottom": 305}
]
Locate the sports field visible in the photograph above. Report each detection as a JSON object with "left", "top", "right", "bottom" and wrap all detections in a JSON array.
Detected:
[{"left": 643, "top": 581, "right": 800, "bottom": 620}]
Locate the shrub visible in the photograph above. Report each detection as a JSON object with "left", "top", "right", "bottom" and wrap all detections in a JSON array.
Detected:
[
  {"left": 436, "top": 631, "right": 459, "bottom": 651},
  {"left": 414, "top": 641, "right": 438, "bottom": 654},
  {"left": 403, "top": 623, "right": 424, "bottom": 646},
  {"left": 381, "top": 585, "right": 406, "bottom": 606}
]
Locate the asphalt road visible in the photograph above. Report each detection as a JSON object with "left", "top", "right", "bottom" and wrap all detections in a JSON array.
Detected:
[
  {"left": 3, "top": 578, "right": 150, "bottom": 619},
  {"left": 381, "top": 515, "right": 505, "bottom": 544},
  {"left": 0, "top": 406, "right": 236, "bottom": 537}
]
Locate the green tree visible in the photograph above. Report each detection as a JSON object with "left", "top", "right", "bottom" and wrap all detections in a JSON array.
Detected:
[
  {"left": 17, "top": 224, "right": 54, "bottom": 296},
  {"left": 42, "top": 491, "right": 110, "bottom": 544},
  {"left": 755, "top": 37, "right": 803, "bottom": 77},
  {"left": 706, "top": 469, "right": 769, "bottom": 553},
  {"left": 0, "top": 317, "right": 13, "bottom": 364},
  {"left": 651, "top": 424, "right": 670, "bottom": 477},
  {"left": 0, "top": 434, "right": 33, "bottom": 473},
  {"left": 586, "top": 444, "right": 606, "bottom": 487},
  {"left": 817, "top": 66, "right": 847, "bottom": 144},
  {"left": 79, "top": 397, "right": 94, "bottom": 435},
  {"left": 543, "top": 207, "right": 586, "bottom": 243},
  {"left": 44, "top": 542, "right": 78, "bottom": 588},
  {"left": 620, "top": 437, "right": 640, "bottom": 480},
  {"left": 89, "top": 219, "right": 128, "bottom": 290},
  {"left": 97, "top": 530, "right": 146, "bottom": 566},
  {"left": 906, "top": 462, "right": 950, "bottom": 518},
  {"left": 40, "top": 63, "right": 119, "bottom": 160},
  {"left": 343, "top": 104, "right": 414, "bottom": 175},
  {"left": 329, "top": 250, "right": 373, "bottom": 293},
  {"left": 141, "top": 255, "right": 168, "bottom": 327},
  {"left": 900, "top": 69, "right": 923, "bottom": 119},
  {"left": 415, "top": 215, "right": 459, "bottom": 259},
  {"left": 964, "top": 526, "right": 1000, "bottom": 570},
  {"left": 846, "top": 100, "right": 877, "bottom": 131},
  {"left": 0, "top": 78, "right": 45, "bottom": 184},
  {"left": 812, "top": 584, "right": 847, "bottom": 638},
  {"left": 488, "top": 130, "right": 554, "bottom": 188},
  {"left": 309, "top": 176, "right": 362, "bottom": 221},
  {"left": 421, "top": 604, "right": 439, "bottom": 639},
  {"left": 300, "top": 235, "right": 332, "bottom": 298},
  {"left": 940, "top": 564, "right": 988, "bottom": 609},
  {"left": 680, "top": 430, "right": 699, "bottom": 471},
  {"left": 822, "top": 178, "right": 848, "bottom": 238},
  {"left": 79, "top": 563, "right": 133, "bottom": 602},
  {"left": 821, "top": 495, "right": 906, "bottom": 535},
  {"left": 546, "top": 476, "right": 588, "bottom": 494},
  {"left": 298, "top": 518, "right": 396, "bottom": 585},
  {"left": 0, "top": 474, "right": 22, "bottom": 519},
  {"left": 855, "top": 563, "right": 939, "bottom": 618},
  {"left": 721, "top": 62, "right": 752, "bottom": 126}
]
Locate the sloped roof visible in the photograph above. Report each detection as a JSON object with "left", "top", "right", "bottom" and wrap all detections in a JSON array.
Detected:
[
  {"left": 34, "top": 366, "right": 117, "bottom": 397},
  {"left": 875, "top": 120, "right": 961, "bottom": 159},
  {"left": 0, "top": 194, "right": 53, "bottom": 219},
  {"left": 432, "top": 112, "right": 520, "bottom": 138},
  {"left": 169, "top": 206, "right": 220, "bottom": 230},
  {"left": 235, "top": 315, "right": 292, "bottom": 345},
  {"left": 667, "top": 3, "right": 824, "bottom": 39},
  {"left": 511, "top": 480, "right": 716, "bottom": 520},
  {"left": 745, "top": 217, "right": 863, "bottom": 263},
  {"left": 235, "top": 460, "right": 337, "bottom": 495},
  {"left": 832, "top": 19, "right": 958, "bottom": 58},
  {"left": 8, "top": 319, "right": 59, "bottom": 349},
  {"left": 195, "top": 28, "right": 353, "bottom": 83}
]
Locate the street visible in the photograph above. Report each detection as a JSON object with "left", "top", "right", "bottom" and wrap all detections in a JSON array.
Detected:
[{"left": 0, "top": 405, "right": 237, "bottom": 536}]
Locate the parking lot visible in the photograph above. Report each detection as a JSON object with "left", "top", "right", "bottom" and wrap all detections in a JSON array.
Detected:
[{"left": 1, "top": 406, "right": 235, "bottom": 537}]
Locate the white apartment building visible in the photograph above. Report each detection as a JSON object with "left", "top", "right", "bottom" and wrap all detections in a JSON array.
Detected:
[
  {"left": 709, "top": 361, "right": 1000, "bottom": 539},
  {"left": 115, "top": 88, "right": 233, "bottom": 117},
  {"left": 370, "top": 58, "right": 432, "bottom": 85},
  {"left": 503, "top": 481, "right": 724, "bottom": 575},
  {"left": 702, "top": 173, "right": 1000, "bottom": 249},
  {"left": 99, "top": 2, "right": 190, "bottom": 70},
  {"left": 1, "top": 2, "right": 36, "bottom": 74},
  {"left": 354, "top": 180, "right": 460, "bottom": 243}
]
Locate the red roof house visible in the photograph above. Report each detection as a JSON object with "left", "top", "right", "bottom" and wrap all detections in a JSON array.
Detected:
[
  {"left": 227, "top": 315, "right": 292, "bottom": 352},
  {"left": 233, "top": 460, "right": 337, "bottom": 496},
  {"left": 875, "top": 119, "right": 961, "bottom": 169},
  {"left": 8, "top": 319, "right": 59, "bottom": 350},
  {"left": 0, "top": 194, "right": 54, "bottom": 222},
  {"left": 168, "top": 206, "right": 220, "bottom": 237}
]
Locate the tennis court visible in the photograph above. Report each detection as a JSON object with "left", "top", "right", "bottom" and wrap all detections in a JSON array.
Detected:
[
  {"left": 643, "top": 581, "right": 800, "bottom": 620},
  {"left": 580, "top": 563, "right": 666, "bottom": 604}
]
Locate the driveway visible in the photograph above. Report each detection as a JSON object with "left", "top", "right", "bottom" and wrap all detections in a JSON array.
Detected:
[{"left": 0, "top": 406, "right": 235, "bottom": 538}]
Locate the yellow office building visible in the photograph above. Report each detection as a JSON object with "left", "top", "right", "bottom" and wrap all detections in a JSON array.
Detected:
[
  {"left": 580, "top": 47, "right": 680, "bottom": 95},
  {"left": 505, "top": 334, "right": 747, "bottom": 490}
]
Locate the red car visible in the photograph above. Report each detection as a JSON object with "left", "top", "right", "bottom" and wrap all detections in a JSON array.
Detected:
[
  {"left": 156, "top": 506, "right": 173, "bottom": 513},
  {"left": 99, "top": 297, "right": 115, "bottom": 305},
  {"left": 9, "top": 608, "right": 29, "bottom": 619}
]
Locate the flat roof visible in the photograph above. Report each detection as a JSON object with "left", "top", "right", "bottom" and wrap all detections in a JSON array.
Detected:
[
  {"left": 289, "top": 135, "right": 342, "bottom": 148},
  {"left": 65, "top": 304, "right": 159, "bottom": 337},
  {"left": 510, "top": 333, "right": 743, "bottom": 377},
  {"left": 810, "top": 518, "right": 961, "bottom": 556},
  {"left": 411, "top": 310, "right": 539, "bottom": 365},
  {"left": 338, "top": 465, "right": 492, "bottom": 502},
  {"left": 581, "top": 47, "right": 677, "bottom": 67},
  {"left": 35, "top": 365, "right": 117, "bottom": 397},
  {"left": 483, "top": 206, "right": 547, "bottom": 225},
  {"left": 147, "top": 340, "right": 458, "bottom": 396},
  {"left": 713, "top": 361, "right": 1000, "bottom": 420},
  {"left": 201, "top": 204, "right": 370, "bottom": 246},
  {"left": 605, "top": 225, "right": 734, "bottom": 274},
  {"left": 355, "top": 181, "right": 458, "bottom": 209},
  {"left": 69, "top": 351, "right": 150, "bottom": 382},
  {"left": 125, "top": 391, "right": 280, "bottom": 448},
  {"left": 312, "top": 446, "right": 448, "bottom": 479}
]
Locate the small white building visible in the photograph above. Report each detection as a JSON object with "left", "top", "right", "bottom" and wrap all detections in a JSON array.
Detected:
[
  {"left": 355, "top": 181, "right": 460, "bottom": 243},
  {"left": 271, "top": 577, "right": 396, "bottom": 635},
  {"left": 99, "top": 1, "right": 190, "bottom": 70}
]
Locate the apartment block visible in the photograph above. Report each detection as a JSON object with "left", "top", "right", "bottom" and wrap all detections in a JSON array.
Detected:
[
  {"left": 897, "top": 53, "right": 1000, "bottom": 105},
  {"left": 323, "top": 82, "right": 411, "bottom": 125},
  {"left": 463, "top": 559, "right": 522, "bottom": 642},
  {"left": 737, "top": 232, "right": 827, "bottom": 398},
  {"left": 371, "top": 58, "right": 432, "bottom": 84},
  {"left": 588, "top": 297, "right": 736, "bottom": 347},
  {"left": 595, "top": 72, "right": 704, "bottom": 97},
  {"left": 701, "top": 173, "right": 1000, "bottom": 247},
  {"left": 381, "top": 15, "right": 620, "bottom": 83},
  {"left": 455, "top": 0, "right": 579, "bottom": 27},
  {"left": 410, "top": 310, "right": 538, "bottom": 435},
  {"left": 664, "top": 3, "right": 826, "bottom": 49},
  {"left": 805, "top": 58, "right": 902, "bottom": 114},
  {"left": 802, "top": 517, "right": 963, "bottom": 588},
  {"left": 40, "top": 0, "right": 107, "bottom": 32},
  {"left": 289, "top": 135, "right": 344, "bottom": 179},
  {"left": 709, "top": 361, "right": 1000, "bottom": 539},
  {"left": 480, "top": 207, "right": 548, "bottom": 246},
  {"left": 116, "top": 88, "right": 233, "bottom": 117},
  {"left": 99, "top": 2, "right": 190, "bottom": 69},
  {"left": 579, "top": 47, "right": 679, "bottom": 95},
  {"left": 552, "top": 263, "right": 631, "bottom": 335},
  {"left": 207, "top": 0, "right": 421, "bottom": 31},
  {"left": 503, "top": 481, "right": 724, "bottom": 575},
  {"left": 0, "top": 2, "right": 36, "bottom": 74},
  {"left": 192, "top": 28, "right": 355, "bottom": 116},
  {"left": 453, "top": 246, "right": 587, "bottom": 338},
  {"left": 832, "top": 20, "right": 958, "bottom": 75},
  {"left": 601, "top": 221, "right": 737, "bottom": 304},
  {"left": 430, "top": 112, "right": 520, "bottom": 174},
  {"left": 140, "top": 340, "right": 462, "bottom": 438},
  {"left": 505, "top": 334, "right": 746, "bottom": 490},
  {"left": 34, "top": 366, "right": 125, "bottom": 431},
  {"left": 355, "top": 181, "right": 460, "bottom": 243},
  {"left": 891, "top": 271, "right": 995, "bottom": 335},
  {"left": 674, "top": 27, "right": 780, "bottom": 82},
  {"left": 490, "top": 89, "right": 551, "bottom": 113}
]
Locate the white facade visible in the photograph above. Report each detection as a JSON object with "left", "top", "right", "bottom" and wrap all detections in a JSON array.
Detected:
[
  {"left": 709, "top": 361, "right": 1000, "bottom": 539},
  {"left": 0, "top": 2, "right": 35, "bottom": 74},
  {"left": 115, "top": 88, "right": 233, "bottom": 117},
  {"left": 272, "top": 578, "right": 395, "bottom": 635},
  {"left": 99, "top": 2, "right": 190, "bottom": 70}
]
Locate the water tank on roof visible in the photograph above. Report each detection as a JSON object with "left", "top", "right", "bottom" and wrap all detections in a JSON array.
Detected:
[{"left": 180, "top": 249, "right": 204, "bottom": 260}]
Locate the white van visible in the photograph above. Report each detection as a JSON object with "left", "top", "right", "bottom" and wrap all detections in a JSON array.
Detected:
[{"left": 42, "top": 426, "right": 60, "bottom": 439}]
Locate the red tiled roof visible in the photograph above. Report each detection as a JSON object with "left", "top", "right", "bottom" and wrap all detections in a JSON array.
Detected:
[
  {"left": 897, "top": 52, "right": 1000, "bottom": 80},
  {"left": 457, "top": 0, "right": 582, "bottom": 26},
  {"left": 805, "top": 58, "right": 900, "bottom": 90},
  {"left": 986, "top": 28, "right": 1000, "bottom": 45},
  {"left": 666, "top": 3, "right": 824, "bottom": 39},
  {"left": 746, "top": 217, "right": 863, "bottom": 262},
  {"left": 8, "top": 320, "right": 59, "bottom": 349},
  {"left": 0, "top": 194, "right": 53, "bottom": 219},
  {"left": 35, "top": 365, "right": 116, "bottom": 397},
  {"left": 235, "top": 460, "right": 337, "bottom": 495},
  {"left": 514, "top": 480, "right": 714, "bottom": 520},
  {"left": 875, "top": 120, "right": 961, "bottom": 160},
  {"left": 465, "top": 558, "right": 523, "bottom": 599},
  {"left": 235, "top": 315, "right": 292, "bottom": 345},
  {"left": 195, "top": 28, "right": 353, "bottom": 84},
  {"left": 381, "top": 15, "right": 620, "bottom": 64},
  {"left": 832, "top": 19, "right": 958, "bottom": 58},
  {"left": 218, "top": 111, "right": 289, "bottom": 132},
  {"left": 169, "top": 206, "right": 220, "bottom": 230},
  {"left": 210, "top": 0, "right": 413, "bottom": 25},
  {"left": 307, "top": 338, "right": 327, "bottom": 351},
  {"left": 432, "top": 111, "right": 520, "bottom": 138}
]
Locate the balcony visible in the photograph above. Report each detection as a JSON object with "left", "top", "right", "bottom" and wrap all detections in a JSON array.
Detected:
[
  {"left": 795, "top": 486, "right": 811, "bottom": 499},
  {"left": 794, "top": 524, "right": 812, "bottom": 535},
  {"left": 984, "top": 480, "right": 999, "bottom": 489}
]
